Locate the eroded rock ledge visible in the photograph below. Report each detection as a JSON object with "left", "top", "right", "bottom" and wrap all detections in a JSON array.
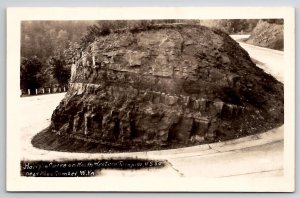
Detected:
[{"left": 32, "top": 24, "right": 284, "bottom": 152}]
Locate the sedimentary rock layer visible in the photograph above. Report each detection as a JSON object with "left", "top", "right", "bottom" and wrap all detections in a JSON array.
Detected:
[{"left": 35, "top": 24, "right": 284, "bottom": 151}]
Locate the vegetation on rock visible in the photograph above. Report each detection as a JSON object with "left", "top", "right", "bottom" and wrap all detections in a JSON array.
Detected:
[
  {"left": 246, "top": 19, "right": 284, "bottom": 50},
  {"left": 199, "top": 19, "right": 259, "bottom": 34}
]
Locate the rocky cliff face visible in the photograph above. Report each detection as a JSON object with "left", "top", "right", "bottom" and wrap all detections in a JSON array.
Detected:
[
  {"left": 246, "top": 19, "right": 284, "bottom": 50},
  {"left": 33, "top": 24, "right": 284, "bottom": 152}
]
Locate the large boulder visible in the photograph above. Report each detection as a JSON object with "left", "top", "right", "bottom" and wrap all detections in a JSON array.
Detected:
[{"left": 33, "top": 24, "right": 284, "bottom": 152}]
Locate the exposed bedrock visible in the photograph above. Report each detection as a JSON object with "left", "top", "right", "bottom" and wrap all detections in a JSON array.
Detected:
[{"left": 38, "top": 24, "right": 284, "bottom": 150}]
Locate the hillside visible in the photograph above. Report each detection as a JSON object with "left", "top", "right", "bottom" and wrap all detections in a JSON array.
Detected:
[{"left": 246, "top": 19, "right": 284, "bottom": 50}]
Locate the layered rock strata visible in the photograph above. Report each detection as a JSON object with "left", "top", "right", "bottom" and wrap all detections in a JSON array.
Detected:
[{"left": 35, "top": 24, "right": 284, "bottom": 151}]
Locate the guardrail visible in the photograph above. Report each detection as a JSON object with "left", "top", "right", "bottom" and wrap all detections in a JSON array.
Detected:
[{"left": 20, "top": 86, "right": 69, "bottom": 97}]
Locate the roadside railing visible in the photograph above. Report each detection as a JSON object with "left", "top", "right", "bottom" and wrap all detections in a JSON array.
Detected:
[{"left": 20, "top": 86, "right": 69, "bottom": 97}]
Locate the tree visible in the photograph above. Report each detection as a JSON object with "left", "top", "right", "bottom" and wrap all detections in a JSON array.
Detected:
[
  {"left": 20, "top": 56, "right": 44, "bottom": 90},
  {"left": 47, "top": 55, "right": 71, "bottom": 86},
  {"left": 80, "top": 22, "right": 112, "bottom": 49}
]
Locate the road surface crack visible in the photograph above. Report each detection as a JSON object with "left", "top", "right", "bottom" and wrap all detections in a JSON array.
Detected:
[
  {"left": 218, "top": 168, "right": 283, "bottom": 178},
  {"left": 167, "top": 161, "right": 184, "bottom": 177},
  {"left": 208, "top": 144, "right": 221, "bottom": 152}
]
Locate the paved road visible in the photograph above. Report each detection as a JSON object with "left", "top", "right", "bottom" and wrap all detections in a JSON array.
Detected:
[
  {"left": 239, "top": 42, "right": 284, "bottom": 83},
  {"left": 20, "top": 39, "right": 284, "bottom": 178},
  {"left": 20, "top": 93, "right": 66, "bottom": 160},
  {"left": 231, "top": 34, "right": 284, "bottom": 83}
]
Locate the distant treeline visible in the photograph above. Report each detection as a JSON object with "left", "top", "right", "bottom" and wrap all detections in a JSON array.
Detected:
[
  {"left": 21, "top": 21, "right": 95, "bottom": 62},
  {"left": 21, "top": 21, "right": 95, "bottom": 90}
]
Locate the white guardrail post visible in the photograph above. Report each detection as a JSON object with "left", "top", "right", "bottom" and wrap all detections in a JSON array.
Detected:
[{"left": 22, "top": 86, "right": 67, "bottom": 96}]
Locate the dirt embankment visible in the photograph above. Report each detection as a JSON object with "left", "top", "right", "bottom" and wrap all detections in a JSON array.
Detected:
[
  {"left": 32, "top": 23, "right": 284, "bottom": 153},
  {"left": 246, "top": 19, "right": 284, "bottom": 51}
]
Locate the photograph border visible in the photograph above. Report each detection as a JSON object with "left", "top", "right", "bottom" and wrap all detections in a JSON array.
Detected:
[{"left": 6, "top": 7, "right": 295, "bottom": 192}]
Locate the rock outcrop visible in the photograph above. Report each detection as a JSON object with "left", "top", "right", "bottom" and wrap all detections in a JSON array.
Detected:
[
  {"left": 246, "top": 19, "right": 284, "bottom": 50},
  {"left": 32, "top": 24, "right": 284, "bottom": 152}
]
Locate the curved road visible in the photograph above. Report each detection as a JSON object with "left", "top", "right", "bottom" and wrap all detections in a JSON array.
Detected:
[{"left": 231, "top": 34, "right": 284, "bottom": 83}]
